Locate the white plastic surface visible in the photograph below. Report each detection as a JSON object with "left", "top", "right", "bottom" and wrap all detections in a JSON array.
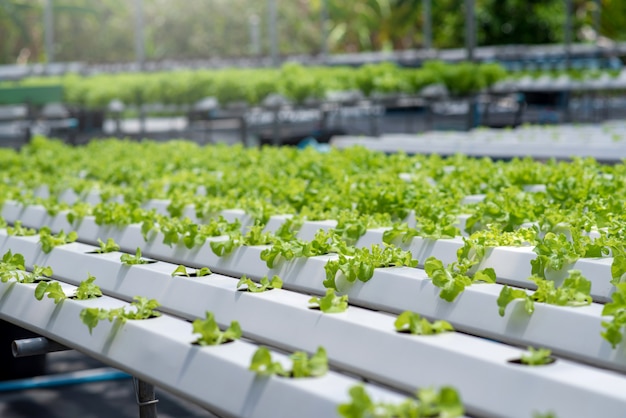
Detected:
[
  {"left": 0, "top": 280, "right": 406, "bottom": 418},
  {"left": 1, "top": 231, "right": 624, "bottom": 375}
]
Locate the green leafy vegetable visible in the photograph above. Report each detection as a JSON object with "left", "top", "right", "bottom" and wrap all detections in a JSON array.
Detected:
[
  {"left": 424, "top": 256, "right": 495, "bottom": 302},
  {"left": 249, "top": 346, "right": 328, "bottom": 378},
  {"left": 394, "top": 311, "right": 454, "bottom": 335},
  {"left": 120, "top": 247, "right": 151, "bottom": 265},
  {"left": 531, "top": 232, "right": 581, "bottom": 279},
  {"left": 290, "top": 346, "right": 328, "bottom": 378},
  {"left": 196, "top": 267, "right": 211, "bottom": 277},
  {"left": 6, "top": 221, "right": 36, "bottom": 237},
  {"left": 94, "top": 238, "right": 120, "bottom": 254},
  {"left": 237, "top": 275, "right": 283, "bottom": 292},
  {"left": 0, "top": 250, "right": 26, "bottom": 283},
  {"left": 192, "top": 311, "right": 241, "bottom": 346},
  {"left": 21, "top": 265, "right": 54, "bottom": 284},
  {"left": 249, "top": 346, "right": 287, "bottom": 376},
  {"left": 338, "top": 384, "right": 464, "bottom": 418},
  {"left": 74, "top": 274, "right": 103, "bottom": 300},
  {"left": 609, "top": 246, "right": 626, "bottom": 286},
  {"left": 601, "top": 282, "right": 626, "bottom": 349},
  {"left": 533, "top": 412, "right": 558, "bottom": 418},
  {"left": 323, "top": 245, "right": 417, "bottom": 290},
  {"left": 34, "top": 281, "right": 66, "bottom": 304},
  {"left": 39, "top": 227, "right": 78, "bottom": 253},
  {"left": 260, "top": 229, "right": 353, "bottom": 269},
  {"left": 209, "top": 237, "right": 239, "bottom": 256},
  {"left": 171, "top": 265, "right": 212, "bottom": 277},
  {"left": 497, "top": 270, "right": 592, "bottom": 317},
  {"left": 519, "top": 347, "right": 554, "bottom": 366},
  {"left": 171, "top": 265, "right": 190, "bottom": 277},
  {"left": 80, "top": 296, "right": 161, "bottom": 334},
  {"left": 497, "top": 286, "right": 532, "bottom": 316},
  {"left": 308, "top": 289, "right": 349, "bottom": 313}
]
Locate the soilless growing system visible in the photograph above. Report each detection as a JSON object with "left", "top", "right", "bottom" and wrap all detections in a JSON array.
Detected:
[{"left": 0, "top": 135, "right": 625, "bottom": 417}]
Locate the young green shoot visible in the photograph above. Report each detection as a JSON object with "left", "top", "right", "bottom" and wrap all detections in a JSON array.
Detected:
[
  {"left": 74, "top": 273, "right": 103, "bottom": 300},
  {"left": 0, "top": 250, "right": 26, "bottom": 283},
  {"left": 21, "top": 265, "right": 54, "bottom": 284},
  {"left": 394, "top": 311, "right": 454, "bottom": 335},
  {"left": 94, "top": 238, "right": 120, "bottom": 254},
  {"left": 308, "top": 289, "right": 349, "bottom": 313},
  {"left": 601, "top": 282, "right": 626, "bottom": 349},
  {"left": 323, "top": 245, "right": 417, "bottom": 290},
  {"left": 237, "top": 275, "right": 283, "bottom": 292},
  {"left": 6, "top": 221, "right": 36, "bottom": 237},
  {"left": 120, "top": 247, "right": 152, "bottom": 265},
  {"left": 337, "top": 384, "right": 464, "bottom": 418},
  {"left": 249, "top": 346, "right": 328, "bottom": 378},
  {"left": 424, "top": 256, "right": 496, "bottom": 302},
  {"left": 39, "top": 227, "right": 78, "bottom": 254},
  {"left": 192, "top": 312, "right": 241, "bottom": 346},
  {"left": 34, "top": 281, "right": 66, "bottom": 304},
  {"left": 519, "top": 347, "right": 554, "bottom": 366},
  {"left": 497, "top": 270, "right": 592, "bottom": 317},
  {"left": 80, "top": 296, "right": 161, "bottom": 334},
  {"left": 171, "top": 265, "right": 211, "bottom": 278}
]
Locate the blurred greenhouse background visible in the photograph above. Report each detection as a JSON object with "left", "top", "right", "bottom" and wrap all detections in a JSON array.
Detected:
[{"left": 2, "top": 0, "right": 626, "bottom": 66}]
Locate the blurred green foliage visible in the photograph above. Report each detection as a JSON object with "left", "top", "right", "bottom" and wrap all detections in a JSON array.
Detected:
[{"left": 1, "top": 0, "right": 625, "bottom": 65}]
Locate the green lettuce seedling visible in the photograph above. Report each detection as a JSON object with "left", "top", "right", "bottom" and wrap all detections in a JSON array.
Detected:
[
  {"left": 120, "top": 247, "right": 151, "bottom": 265},
  {"left": 520, "top": 347, "right": 554, "bottom": 366},
  {"left": 237, "top": 275, "right": 282, "bottom": 292},
  {"left": 34, "top": 281, "right": 66, "bottom": 304},
  {"left": 171, "top": 265, "right": 211, "bottom": 277},
  {"left": 308, "top": 289, "right": 349, "bottom": 313},
  {"left": 39, "top": 227, "right": 78, "bottom": 253},
  {"left": 94, "top": 238, "right": 120, "bottom": 254},
  {"left": 74, "top": 274, "right": 103, "bottom": 300},
  {"left": 192, "top": 311, "right": 241, "bottom": 346},
  {"left": 338, "top": 384, "right": 464, "bottom": 418},
  {"left": 249, "top": 346, "right": 328, "bottom": 378},
  {"left": 394, "top": 311, "right": 454, "bottom": 335},
  {"left": 80, "top": 296, "right": 160, "bottom": 334}
]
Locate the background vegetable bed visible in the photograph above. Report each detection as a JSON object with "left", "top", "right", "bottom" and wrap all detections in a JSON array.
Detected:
[
  {"left": 2, "top": 62, "right": 508, "bottom": 108},
  {"left": 1, "top": 136, "right": 626, "bottom": 417}
]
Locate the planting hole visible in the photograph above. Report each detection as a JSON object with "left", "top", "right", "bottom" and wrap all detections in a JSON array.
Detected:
[
  {"left": 507, "top": 357, "right": 557, "bottom": 366},
  {"left": 191, "top": 338, "right": 236, "bottom": 347},
  {"left": 69, "top": 293, "right": 102, "bottom": 300}
]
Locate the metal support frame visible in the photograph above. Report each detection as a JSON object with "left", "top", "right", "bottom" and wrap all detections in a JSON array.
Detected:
[
  {"left": 593, "top": 0, "right": 601, "bottom": 40},
  {"left": 423, "top": 0, "right": 432, "bottom": 50},
  {"left": 249, "top": 15, "right": 261, "bottom": 56},
  {"left": 268, "top": 0, "right": 279, "bottom": 67},
  {"left": 271, "top": 106, "right": 281, "bottom": 145},
  {"left": 13, "top": 336, "right": 157, "bottom": 417},
  {"left": 44, "top": 0, "right": 54, "bottom": 67},
  {"left": 134, "top": 0, "right": 145, "bottom": 71},
  {"left": 565, "top": 0, "right": 573, "bottom": 70},
  {"left": 320, "top": 0, "right": 329, "bottom": 62},
  {"left": 133, "top": 377, "right": 159, "bottom": 418},
  {"left": 465, "top": 0, "right": 475, "bottom": 62}
]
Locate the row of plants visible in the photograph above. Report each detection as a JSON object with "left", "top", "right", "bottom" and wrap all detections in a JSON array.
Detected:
[
  {"left": 4, "top": 63, "right": 624, "bottom": 112},
  {"left": 4, "top": 139, "right": 625, "bottom": 275},
  {"left": 0, "top": 241, "right": 476, "bottom": 417},
  {"left": 1, "top": 137, "right": 625, "bottom": 352},
  {"left": 1, "top": 61, "right": 507, "bottom": 109},
  {"left": 7, "top": 200, "right": 624, "bottom": 351},
  {"left": 5, "top": 137, "right": 626, "bottom": 415},
  {"left": 2, "top": 229, "right": 569, "bottom": 417}
]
